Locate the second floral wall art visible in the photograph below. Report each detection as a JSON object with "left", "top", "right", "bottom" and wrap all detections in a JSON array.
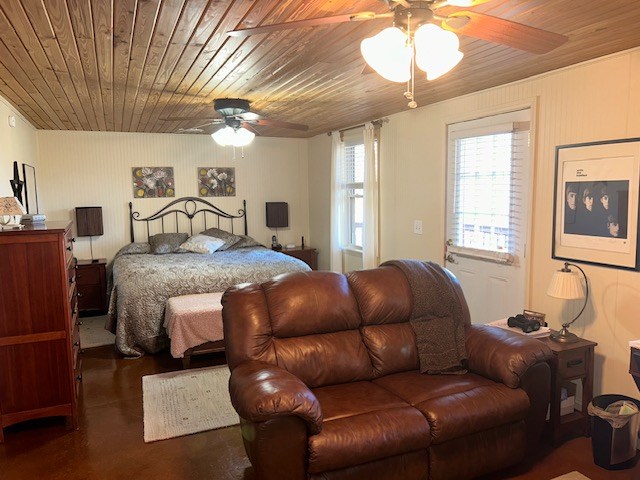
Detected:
[{"left": 198, "top": 167, "right": 236, "bottom": 197}]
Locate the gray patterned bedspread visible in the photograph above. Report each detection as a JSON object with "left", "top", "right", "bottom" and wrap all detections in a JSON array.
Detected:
[{"left": 107, "top": 246, "right": 310, "bottom": 357}]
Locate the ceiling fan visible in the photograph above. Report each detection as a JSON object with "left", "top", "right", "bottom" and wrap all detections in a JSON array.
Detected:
[
  {"left": 228, "top": 0, "right": 568, "bottom": 107},
  {"left": 228, "top": 0, "right": 568, "bottom": 54},
  {"left": 162, "top": 98, "right": 309, "bottom": 146}
]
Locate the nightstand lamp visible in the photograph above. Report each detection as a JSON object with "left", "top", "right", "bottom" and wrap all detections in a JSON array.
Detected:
[
  {"left": 76, "top": 206, "right": 104, "bottom": 261},
  {"left": 266, "top": 202, "right": 288, "bottom": 250},
  {"left": 547, "top": 262, "right": 589, "bottom": 343},
  {"left": 0, "top": 197, "right": 26, "bottom": 229}
]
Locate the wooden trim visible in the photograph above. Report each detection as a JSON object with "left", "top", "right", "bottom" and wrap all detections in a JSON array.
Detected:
[
  {"left": 1, "top": 404, "right": 73, "bottom": 429},
  {"left": 0, "top": 331, "right": 67, "bottom": 347}
]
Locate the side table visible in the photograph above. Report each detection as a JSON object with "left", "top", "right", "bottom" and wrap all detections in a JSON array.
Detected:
[
  {"left": 280, "top": 246, "right": 318, "bottom": 270},
  {"left": 539, "top": 336, "right": 597, "bottom": 446},
  {"left": 76, "top": 258, "right": 108, "bottom": 316}
]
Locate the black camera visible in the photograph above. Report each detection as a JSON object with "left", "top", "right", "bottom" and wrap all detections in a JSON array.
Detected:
[{"left": 507, "top": 314, "right": 541, "bottom": 333}]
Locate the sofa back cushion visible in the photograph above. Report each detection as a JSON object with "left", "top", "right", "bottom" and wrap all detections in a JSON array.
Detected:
[
  {"left": 223, "top": 271, "right": 373, "bottom": 388},
  {"left": 348, "top": 266, "right": 420, "bottom": 376}
]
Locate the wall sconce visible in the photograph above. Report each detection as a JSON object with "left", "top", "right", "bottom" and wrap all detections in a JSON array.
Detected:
[{"left": 76, "top": 206, "right": 104, "bottom": 261}]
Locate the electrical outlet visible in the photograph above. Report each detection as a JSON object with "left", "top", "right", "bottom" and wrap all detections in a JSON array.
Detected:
[{"left": 413, "top": 220, "right": 423, "bottom": 235}]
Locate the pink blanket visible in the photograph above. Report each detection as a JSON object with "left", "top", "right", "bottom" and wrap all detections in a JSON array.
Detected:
[{"left": 163, "top": 292, "right": 223, "bottom": 358}]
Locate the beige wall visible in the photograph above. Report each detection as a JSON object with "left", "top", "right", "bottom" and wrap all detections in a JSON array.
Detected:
[
  {"left": 36, "top": 131, "right": 309, "bottom": 261},
  {"left": 0, "top": 96, "right": 37, "bottom": 199},
  {"left": 309, "top": 47, "right": 640, "bottom": 398}
]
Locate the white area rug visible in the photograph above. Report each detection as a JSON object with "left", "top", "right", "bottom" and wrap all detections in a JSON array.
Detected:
[
  {"left": 79, "top": 315, "right": 115, "bottom": 348},
  {"left": 142, "top": 365, "right": 239, "bottom": 442},
  {"left": 551, "top": 472, "right": 590, "bottom": 480}
]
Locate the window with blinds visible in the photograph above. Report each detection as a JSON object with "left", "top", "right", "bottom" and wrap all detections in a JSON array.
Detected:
[
  {"left": 446, "top": 110, "right": 531, "bottom": 263},
  {"left": 345, "top": 142, "right": 364, "bottom": 248}
]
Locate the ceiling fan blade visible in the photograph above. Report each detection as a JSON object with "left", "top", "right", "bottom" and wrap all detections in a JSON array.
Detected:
[
  {"left": 253, "top": 118, "right": 309, "bottom": 131},
  {"left": 227, "top": 12, "right": 391, "bottom": 38},
  {"left": 443, "top": 11, "right": 568, "bottom": 54},
  {"left": 361, "top": 63, "right": 376, "bottom": 75},
  {"left": 438, "top": 0, "right": 495, "bottom": 7},
  {"left": 241, "top": 122, "right": 260, "bottom": 136}
]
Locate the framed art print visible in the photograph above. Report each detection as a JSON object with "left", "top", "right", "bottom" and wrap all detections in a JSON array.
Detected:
[{"left": 552, "top": 137, "right": 640, "bottom": 270}]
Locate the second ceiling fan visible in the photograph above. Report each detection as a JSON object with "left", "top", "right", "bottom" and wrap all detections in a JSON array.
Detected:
[{"left": 228, "top": 0, "right": 568, "bottom": 107}]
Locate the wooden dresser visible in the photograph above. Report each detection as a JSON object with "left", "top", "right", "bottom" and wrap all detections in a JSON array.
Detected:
[{"left": 0, "top": 222, "right": 80, "bottom": 442}]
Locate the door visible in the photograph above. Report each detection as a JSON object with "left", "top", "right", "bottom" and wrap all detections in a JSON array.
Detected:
[{"left": 445, "top": 109, "right": 532, "bottom": 324}]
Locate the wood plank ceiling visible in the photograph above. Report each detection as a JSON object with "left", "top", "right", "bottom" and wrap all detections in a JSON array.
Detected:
[{"left": 1, "top": 0, "right": 640, "bottom": 138}]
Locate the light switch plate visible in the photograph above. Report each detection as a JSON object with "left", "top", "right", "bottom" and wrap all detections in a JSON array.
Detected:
[{"left": 413, "top": 220, "right": 423, "bottom": 235}]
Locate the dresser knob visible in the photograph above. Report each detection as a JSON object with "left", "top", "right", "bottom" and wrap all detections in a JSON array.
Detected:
[
  {"left": 69, "top": 276, "right": 75, "bottom": 284},
  {"left": 74, "top": 341, "right": 80, "bottom": 347},
  {"left": 76, "top": 374, "right": 82, "bottom": 381},
  {"left": 66, "top": 246, "right": 72, "bottom": 251},
  {"left": 77, "top": 292, "right": 83, "bottom": 298}
]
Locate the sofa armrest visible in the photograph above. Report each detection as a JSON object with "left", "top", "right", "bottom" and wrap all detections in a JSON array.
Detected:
[
  {"left": 465, "top": 324, "right": 553, "bottom": 388},
  {"left": 229, "top": 361, "right": 323, "bottom": 434}
]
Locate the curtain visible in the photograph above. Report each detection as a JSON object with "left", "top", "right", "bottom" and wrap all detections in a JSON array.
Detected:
[
  {"left": 329, "top": 130, "right": 345, "bottom": 272},
  {"left": 362, "top": 122, "right": 379, "bottom": 269}
]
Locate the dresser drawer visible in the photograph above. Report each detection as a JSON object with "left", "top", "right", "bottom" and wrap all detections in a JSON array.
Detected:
[{"left": 558, "top": 348, "right": 588, "bottom": 378}]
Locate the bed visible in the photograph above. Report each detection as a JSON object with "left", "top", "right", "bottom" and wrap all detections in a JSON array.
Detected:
[{"left": 106, "top": 197, "right": 310, "bottom": 357}]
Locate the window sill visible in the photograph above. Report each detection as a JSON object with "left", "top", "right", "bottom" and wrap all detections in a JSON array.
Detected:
[{"left": 342, "top": 246, "right": 362, "bottom": 255}]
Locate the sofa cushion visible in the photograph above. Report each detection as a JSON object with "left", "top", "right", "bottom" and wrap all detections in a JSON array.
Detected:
[
  {"left": 274, "top": 331, "right": 373, "bottom": 388},
  {"left": 308, "top": 406, "right": 430, "bottom": 474},
  {"left": 361, "top": 323, "right": 419, "bottom": 377},
  {"left": 312, "top": 381, "right": 409, "bottom": 421},
  {"left": 373, "top": 371, "right": 530, "bottom": 444}
]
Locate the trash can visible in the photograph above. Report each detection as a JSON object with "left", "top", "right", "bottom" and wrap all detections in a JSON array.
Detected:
[{"left": 588, "top": 394, "right": 640, "bottom": 470}]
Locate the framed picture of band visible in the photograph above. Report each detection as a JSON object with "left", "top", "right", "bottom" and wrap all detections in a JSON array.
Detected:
[{"left": 552, "top": 137, "right": 640, "bottom": 270}]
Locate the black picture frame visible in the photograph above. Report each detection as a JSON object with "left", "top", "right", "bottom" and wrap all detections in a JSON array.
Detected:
[
  {"left": 22, "top": 164, "right": 39, "bottom": 214},
  {"left": 552, "top": 137, "right": 640, "bottom": 270}
]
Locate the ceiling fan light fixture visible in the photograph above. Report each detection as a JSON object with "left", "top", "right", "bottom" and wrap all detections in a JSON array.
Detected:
[
  {"left": 211, "top": 126, "right": 255, "bottom": 147},
  {"left": 414, "top": 24, "right": 463, "bottom": 80},
  {"left": 360, "top": 27, "right": 412, "bottom": 83}
]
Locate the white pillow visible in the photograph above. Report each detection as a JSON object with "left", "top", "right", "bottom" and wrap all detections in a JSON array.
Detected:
[{"left": 180, "top": 234, "right": 226, "bottom": 254}]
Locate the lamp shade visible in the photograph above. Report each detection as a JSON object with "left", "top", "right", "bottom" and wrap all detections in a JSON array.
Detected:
[
  {"left": 360, "top": 27, "right": 412, "bottom": 83},
  {"left": 414, "top": 24, "right": 464, "bottom": 81},
  {"left": 547, "top": 269, "right": 584, "bottom": 299},
  {"left": 212, "top": 126, "right": 255, "bottom": 147},
  {"left": 266, "top": 202, "right": 289, "bottom": 228},
  {"left": 76, "top": 206, "right": 104, "bottom": 237},
  {"left": 0, "top": 197, "right": 26, "bottom": 216}
]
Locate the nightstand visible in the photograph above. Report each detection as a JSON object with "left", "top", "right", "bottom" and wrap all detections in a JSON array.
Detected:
[
  {"left": 539, "top": 336, "right": 597, "bottom": 446},
  {"left": 281, "top": 246, "right": 318, "bottom": 270},
  {"left": 76, "top": 259, "right": 108, "bottom": 316}
]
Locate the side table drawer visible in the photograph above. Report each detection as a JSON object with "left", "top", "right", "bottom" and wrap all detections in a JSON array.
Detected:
[
  {"left": 558, "top": 349, "right": 588, "bottom": 378},
  {"left": 77, "top": 266, "right": 101, "bottom": 286},
  {"left": 78, "top": 285, "right": 104, "bottom": 311}
]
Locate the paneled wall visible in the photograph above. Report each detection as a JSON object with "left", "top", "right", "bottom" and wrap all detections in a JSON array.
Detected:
[
  {"left": 37, "top": 131, "right": 309, "bottom": 261},
  {"left": 308, "top": 47, "right": 640, "bottom": 398},
  {"left": 0, "top": 96, "right": 37, "bottom": 198}
]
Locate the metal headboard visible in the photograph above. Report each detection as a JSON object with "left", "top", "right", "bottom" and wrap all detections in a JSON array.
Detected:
[{"left": 129, "top": 197, "right": 247, "bottom": 243}]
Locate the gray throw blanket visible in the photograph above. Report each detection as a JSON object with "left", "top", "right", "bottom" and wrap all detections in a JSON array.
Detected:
[{"left": 382, "top": 260, "right": 468, "bottom": 374}]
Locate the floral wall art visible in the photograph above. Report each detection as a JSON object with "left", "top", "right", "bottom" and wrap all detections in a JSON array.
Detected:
[
  {"left": 198, "top": 167, "right": 236, "bottom": 197},
  {"left": 132, "top": 167, "right": 175, "bottom": 198}
]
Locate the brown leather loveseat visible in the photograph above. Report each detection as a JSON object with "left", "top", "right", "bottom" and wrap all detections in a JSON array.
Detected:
[{"left": 222, "top": 262, "right": 553, "bottom": 480}]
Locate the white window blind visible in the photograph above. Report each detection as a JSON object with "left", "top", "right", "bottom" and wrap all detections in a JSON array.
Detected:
[
  {"left": 447, "top": 110, "right": 530, "bottom": 264},
  {"left": 344, "top": 141, "right": 364, "bottom": 248}
]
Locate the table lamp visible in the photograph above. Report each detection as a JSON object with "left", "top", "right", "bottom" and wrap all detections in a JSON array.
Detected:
[
  {"left": 547, "top": 262, "right": 588, "bottom": 343},
  {"left": 0, "top": 196, "right": 27, "bottom": 229},
  {"left": 76, "top": 206, "right": 103, "bottom": 261}
]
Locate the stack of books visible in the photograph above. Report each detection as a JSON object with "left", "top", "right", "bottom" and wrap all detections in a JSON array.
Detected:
[
  {"left": 22, "top": 214, "right": 47, "bottom": 225},
  {"left": 488, "top": 318, "right": 551, "bottom": 338}
]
